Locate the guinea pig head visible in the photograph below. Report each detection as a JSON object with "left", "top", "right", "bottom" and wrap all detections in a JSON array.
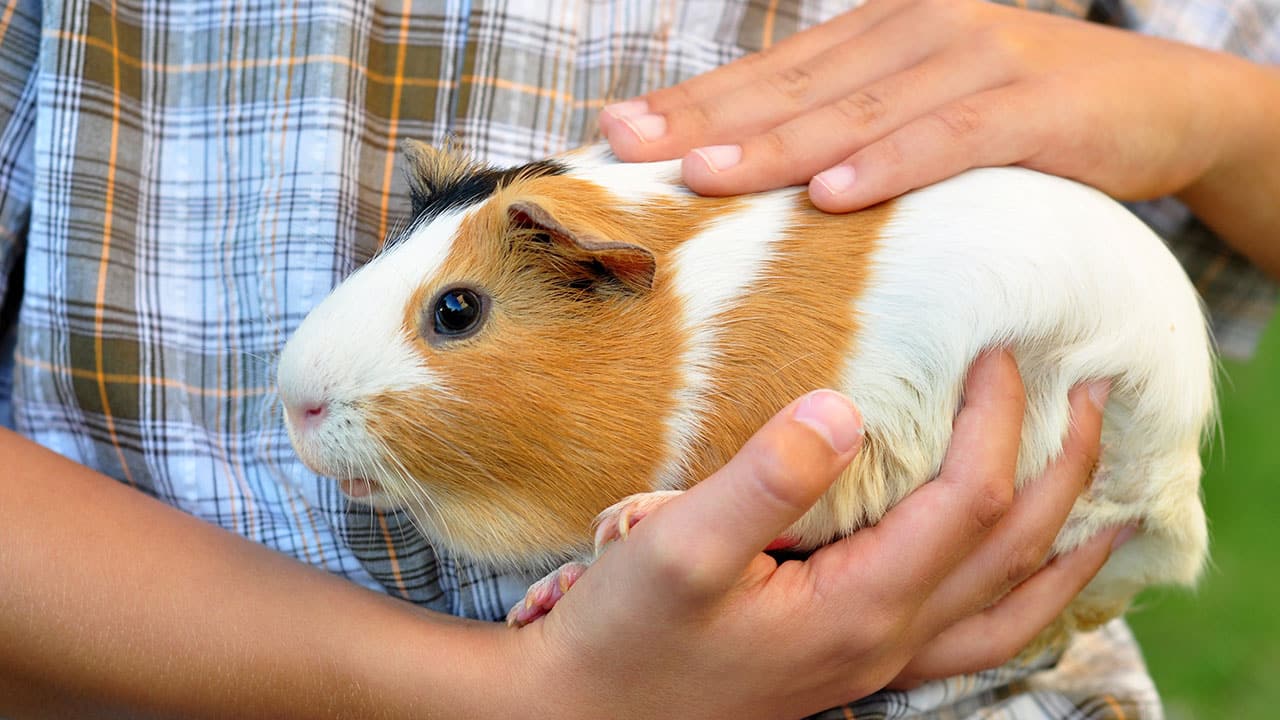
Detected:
[{"left": 278, "top": 152, "right": 682, "bottom": 570}]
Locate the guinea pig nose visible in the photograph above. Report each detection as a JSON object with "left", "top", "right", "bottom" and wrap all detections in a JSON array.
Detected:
[
  {"left": 286, "top": 397, "right": 329, "bottom": 429},
  {"left": 302, "top": 400, "right": 328, "bottom": 424}
]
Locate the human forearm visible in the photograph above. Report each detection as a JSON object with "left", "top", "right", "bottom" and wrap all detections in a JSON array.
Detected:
[
  {"left": 1178, "top": 56, "right": 1280, "bottom": 278},
  {"left": 0, "top": 428, "right": 512, "bottom": 719}
]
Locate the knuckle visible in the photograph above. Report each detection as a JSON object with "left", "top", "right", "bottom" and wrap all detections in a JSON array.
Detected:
[
  {"left": 1005, "top": 543, "right": 1049, "bottom": 587},
  {"left": 835, "top": 605, "right": 908, "bottom": 662},
  {"left": 971, "top": 477, "right": 1014, "bottom": 531},
  {"left": 647, "top": 82, "right": 693, "bottom": 113},
  {"left": 667, "top": 101, "right": 718, "bottom": 139},
  {"left": 643, "top": 539, "right": 704, "bottom": 589},
  {"left": 753, "top": 126, "right": 794, "bottom": 160},
  {"left": 929, "top": 101, "right": 984, "bottom": 141},
  {"left": 873, "top": 133, "right": 907, "bottom": 170},
  {"left": 834, "top": 89, "right": 889, "bottom": 128},
  {"left": 768, "top": 65, "right": 815, "bottom": 103},
  {"left": 977, "top": 24, "right": 1034, "bottom": 69}
]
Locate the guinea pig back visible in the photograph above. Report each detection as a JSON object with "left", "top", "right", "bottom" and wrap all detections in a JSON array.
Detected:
[{"left": 278, "top": 141, "right": 1214, "bottom": 644}]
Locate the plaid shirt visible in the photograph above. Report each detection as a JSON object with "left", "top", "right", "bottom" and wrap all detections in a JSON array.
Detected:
[{"left": 0, "top": 1, "right": 1275, "bottom": 717}]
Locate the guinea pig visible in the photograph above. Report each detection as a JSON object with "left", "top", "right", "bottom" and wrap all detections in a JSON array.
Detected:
[{"left": 277, "top": 140, "right": 1214, "bottom": 648}]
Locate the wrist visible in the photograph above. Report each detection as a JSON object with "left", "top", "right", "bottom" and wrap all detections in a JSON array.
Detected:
[
  {"left": 1176, "top": 54, "right": 1280, "bottom": 275},
  {"left": 342, "top": 603, "right": 533, "bottom": 719}
]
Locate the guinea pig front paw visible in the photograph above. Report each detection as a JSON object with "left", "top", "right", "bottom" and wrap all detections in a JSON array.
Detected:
[
  {"left": 506, "top": 561, "right": 589, "bottom": 628},
  {"left": 592, "top": 490, "right": 686, "bottom": 553}
]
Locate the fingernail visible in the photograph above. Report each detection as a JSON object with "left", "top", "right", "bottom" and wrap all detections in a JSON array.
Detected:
[
  {"left": 1111, "top": 524, "right": 1139, "bottom": 550},
  {"left": 690, "top": 144, "right": 742, "bottom": 173},
  {"left": 602, "top": 99, "right": 649, "bottom": 120},
  {"left": 813, "top": 164, "right": 857, "bottom": 196},
  {"left": 794, "top": 390, "right": 863, "bottom": 454},
  {"left": 1087, "top": 380, "right": 1112, "bottom": 411},
  {"left": 617, "top": 113, "right": 667, "bottom": 143}
]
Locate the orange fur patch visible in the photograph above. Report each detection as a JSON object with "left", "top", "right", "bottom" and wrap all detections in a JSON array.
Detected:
[
  {"left": 367, "top": 177, "right": 743, "bottom": 567},
  {"left": 366, "top": 167, "right": 890, "bottom": 566}
]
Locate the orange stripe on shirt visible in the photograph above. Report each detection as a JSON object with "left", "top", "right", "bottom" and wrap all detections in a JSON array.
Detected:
[
  {"left": 454, "top": 76, "right": 610, "bottom": 110},
  {"left": 762, "top": 0, "right": 781, "bottom": 50},
  {"left": 377, "top": 510, "right": 411, "bottom": 598},
  {"left": 0, "top": 0, "right": 21, "bottom": 47},
  {"left": 93, "top": 0, "right": 136, "bottom": 488},
  {"left": 374, "top": 0, "right": 414, "bottom": 247},
  {"left": 49, "top": 30, "right": 452, "bottom": 89},
  {"left": 14, "top": 353, "right": 271, "bottom": 397}
]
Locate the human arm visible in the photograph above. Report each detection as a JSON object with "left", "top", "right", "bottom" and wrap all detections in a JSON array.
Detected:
[
  {"left": 599, "top": 0, "right": 1280, "bottom": 276},
  {"left": 0, "top": 426, "right": 518, "bottom": 718},
  {"left": 0, "top": 351, "right": 1117, "bottom": 718}
]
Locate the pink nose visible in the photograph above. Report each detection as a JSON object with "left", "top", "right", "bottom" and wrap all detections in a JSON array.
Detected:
[{"left": 286, "top": 399, "right": 328, "bottom": 430}]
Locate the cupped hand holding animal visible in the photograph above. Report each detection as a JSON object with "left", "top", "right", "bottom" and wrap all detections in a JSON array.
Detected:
[
  {"left": 502, "top": 351, "right": 1124, "bottom": 719},
  {"left": 600, "top": 0, "right": 1280, "bottom": 271}
]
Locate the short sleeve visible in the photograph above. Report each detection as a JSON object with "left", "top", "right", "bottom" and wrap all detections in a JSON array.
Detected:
[
  {"left": 0, "top": 0, "right": 41, "bottom": 299},
  {"left": 0, "top": 0, "right": 41, "bottom": 426}
]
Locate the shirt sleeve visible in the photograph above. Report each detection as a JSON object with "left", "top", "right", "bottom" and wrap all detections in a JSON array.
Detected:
[
  {"left": 0, "top": 0, "right": 41, "bottom": 300},
  {"left": 0, "top": 0, "right": 41, "bottom": 426}
]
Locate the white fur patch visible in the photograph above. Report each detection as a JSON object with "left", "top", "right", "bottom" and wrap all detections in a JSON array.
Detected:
[
  {"left": 561, "top": 146, "right": 688, "bottom": 204},
  {"left": 277, "top": 210, "right": 470, "bottom": 478},
  {"left": 835, "top": 168, "right": 1212, "bottom": 582},
  {"left": 658, "top": 189, "right": 798, "bottom": 486}
]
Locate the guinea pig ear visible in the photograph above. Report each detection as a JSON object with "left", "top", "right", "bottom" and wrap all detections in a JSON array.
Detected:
[{"left": 508, "top": 201, "right": 656, "bottom": 294}]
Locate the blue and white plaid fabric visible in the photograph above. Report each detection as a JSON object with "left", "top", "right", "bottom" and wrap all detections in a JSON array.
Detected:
[{"left": 1, "top": 0, "right": 1275, "bottom": 716}]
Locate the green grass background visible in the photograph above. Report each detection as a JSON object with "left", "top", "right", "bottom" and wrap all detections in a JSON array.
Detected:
[{"left": 1127, "top": 315, "right": 1280, "bottom": 720}]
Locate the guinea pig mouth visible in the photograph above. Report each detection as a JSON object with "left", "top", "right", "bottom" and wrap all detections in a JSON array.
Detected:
[{"left": 338, "top": 477, "right": 383, "bottom": 499}]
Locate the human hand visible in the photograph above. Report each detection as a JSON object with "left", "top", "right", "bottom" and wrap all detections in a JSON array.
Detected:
[
  {"left": 506, "top": 351, "right": 1124, "bottom": 719},
  {"left": 598, "top": 0, "right": 1262, "bottom": 219}
]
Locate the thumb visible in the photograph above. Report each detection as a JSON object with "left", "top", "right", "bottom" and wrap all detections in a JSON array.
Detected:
[{"left": 636, "top": 390, "right": 864, "bottom": 603}]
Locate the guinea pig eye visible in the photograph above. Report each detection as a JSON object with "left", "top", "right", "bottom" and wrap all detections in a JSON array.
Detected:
[{"left": 432, "top": 287, "right": 486, "bottom": 338}]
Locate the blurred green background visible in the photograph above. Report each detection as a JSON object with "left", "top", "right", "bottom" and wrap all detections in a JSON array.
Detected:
[{"left": 1128, "top": 316, "right": 1280, "bottom": 720}]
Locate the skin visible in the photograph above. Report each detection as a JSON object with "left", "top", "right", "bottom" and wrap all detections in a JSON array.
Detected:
[
  {"left": 600, "top": 0, "right": 1280, "bottom": 276},
  {"left": 0, "top": 352, "right": 1121, "bottom": 718}
]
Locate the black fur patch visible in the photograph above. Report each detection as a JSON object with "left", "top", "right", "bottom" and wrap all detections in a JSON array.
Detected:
[{"left": 388, "top": 158, "right": 568, "bottom": 251}]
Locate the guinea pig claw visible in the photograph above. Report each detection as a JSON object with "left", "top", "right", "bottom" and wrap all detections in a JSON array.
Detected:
[
  {"left": 506, "top": 561, "right": 589, "bottom": 628},
  {"left": 592, "top": 490, "right": 686, "bottom": 554}
]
